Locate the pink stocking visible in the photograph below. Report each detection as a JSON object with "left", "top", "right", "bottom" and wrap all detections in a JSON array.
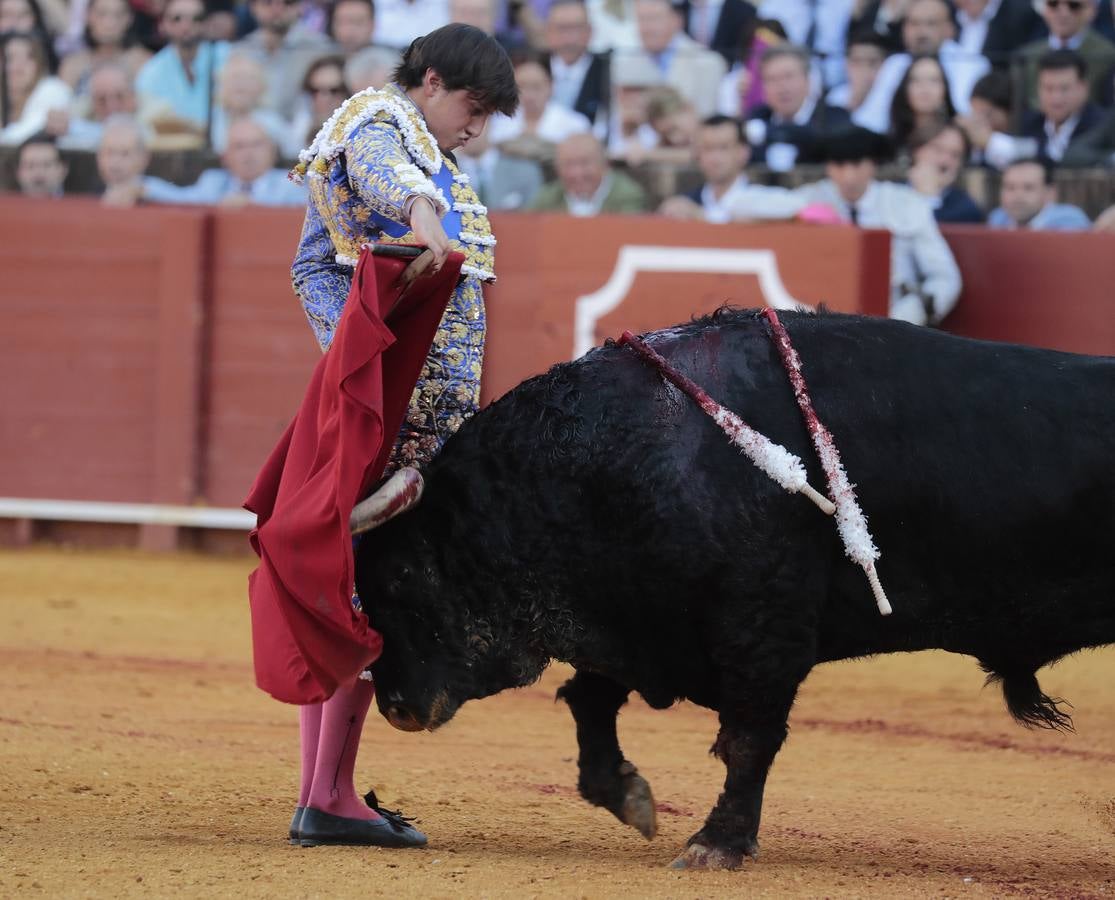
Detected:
[
  {"left": 306, "top": 677, "right": 383, "bottom": 820},
  {"left": 298, "top": 703, "right": 322, "bottom": 807}
]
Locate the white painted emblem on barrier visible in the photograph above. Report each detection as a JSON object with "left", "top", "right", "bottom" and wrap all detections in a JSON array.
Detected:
[{"left": 573, "top": 245, "right": 808, "bottom": 358}]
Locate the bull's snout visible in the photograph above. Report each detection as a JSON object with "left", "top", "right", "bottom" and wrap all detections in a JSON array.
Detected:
[{"left": 385, "top": 704, "right": 425, "bottom": 732}]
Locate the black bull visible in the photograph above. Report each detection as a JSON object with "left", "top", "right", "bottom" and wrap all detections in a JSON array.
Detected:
[{"left": 354, "top": 308, "right": 1115, "bottom": 869}]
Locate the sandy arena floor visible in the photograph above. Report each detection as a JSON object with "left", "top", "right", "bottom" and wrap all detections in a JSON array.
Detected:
[{"left": 0, "top": 546, "right": 1112, "bottom": 898}]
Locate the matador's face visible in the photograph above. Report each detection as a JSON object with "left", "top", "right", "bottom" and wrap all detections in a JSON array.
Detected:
[{"left": 421, "top": 71, "right": 491, "bottom": 152}]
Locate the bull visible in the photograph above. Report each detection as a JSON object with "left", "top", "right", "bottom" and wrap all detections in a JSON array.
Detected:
[{"left": 352, "top": 307, "right": 1115, "bottom": 869}]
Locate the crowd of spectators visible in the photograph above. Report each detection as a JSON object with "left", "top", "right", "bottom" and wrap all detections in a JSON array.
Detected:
[{"left": 5, "top": 0, "right": 1115, "bottom": 237}]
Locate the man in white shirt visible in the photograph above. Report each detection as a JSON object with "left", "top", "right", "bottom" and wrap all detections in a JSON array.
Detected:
[
  {"left": 724, "top": 126, "right": 962, "bottom": 326},
  {"left": 659, "top": 114, "right": 806, "bottom": 222},
  {"left": 826, "top": 30, "right": 888, "bottom": 114},
  {"left": 487, "top": 50, "right": 592, "bottom": 151},
  {"left": 853, "top": 0, "right": 991, "bottom": 133},
  {"left": 953, "top": 0, "right": 1044, "bottom": 69},
  {"left": 956, "top": 0, "right": 1001, "bottom": 56},
  {"left": 373, "top": 0, "right": 450, "bottom": 48},
  {"left": 545, "top": 0, "right": 611, "bottom": 129}
]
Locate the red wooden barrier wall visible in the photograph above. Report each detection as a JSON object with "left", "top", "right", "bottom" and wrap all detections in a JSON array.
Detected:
[
  {"left": 940, "top": 226, "right": 1115, "bottom": 356},
  {"left": 0, "top": 196, "right": 1111, "bottom": 549}
]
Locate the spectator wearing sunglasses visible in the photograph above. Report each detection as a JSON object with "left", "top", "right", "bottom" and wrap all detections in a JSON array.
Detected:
[
  {"left": 285, "top": 53, "right": 347, "bottom": 156},
  {"left": 1014, "top": 0, "right": 1115, "bottom": 106},
  {"left": 236, "top": 0, "right": 332, "bottom": 118},
  {"left": 135, "top": 0, "right": 229, "bottom": 142}
]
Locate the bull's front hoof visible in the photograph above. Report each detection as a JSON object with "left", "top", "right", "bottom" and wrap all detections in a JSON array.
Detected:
[
  {"left": 618, "top": 762, "right": 657, "bottom": 839},
  {"left": 668, "top": 841, "right": 754, "bottom": 870}
]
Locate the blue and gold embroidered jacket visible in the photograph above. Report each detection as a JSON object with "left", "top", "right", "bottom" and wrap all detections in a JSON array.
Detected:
[{"left": 290, "top": 84, "right": 497, "bottom": 469}]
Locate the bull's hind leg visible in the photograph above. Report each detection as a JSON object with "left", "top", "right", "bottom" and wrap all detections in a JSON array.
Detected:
[
  {"left": 557, "top": 670, "right": 657, "bottom": 839},
  {"left": 673, "top": 664, "right": 810, "bottom": 870}
]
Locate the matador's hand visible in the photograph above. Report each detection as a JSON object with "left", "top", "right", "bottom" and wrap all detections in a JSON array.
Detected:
[{"left": 408, "top": 197, "right": 451, "bottom": 272}]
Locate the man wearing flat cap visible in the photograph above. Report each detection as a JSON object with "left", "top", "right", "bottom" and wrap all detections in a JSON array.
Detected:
[{"left": 724, "top": 125, "right": 962, "bottom": 327}]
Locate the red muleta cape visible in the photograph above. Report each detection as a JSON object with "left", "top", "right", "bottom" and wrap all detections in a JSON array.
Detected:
[{"left": 244, "top": 248, "right": 464, "bottom": 705}]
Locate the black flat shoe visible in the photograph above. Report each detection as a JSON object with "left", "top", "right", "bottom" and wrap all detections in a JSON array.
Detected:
[
  {"left": 298, "top": 806, "right": 427, "bottom": 849},
  {"left": 289, "top": 807, "right": 304, "bottom": 844}
]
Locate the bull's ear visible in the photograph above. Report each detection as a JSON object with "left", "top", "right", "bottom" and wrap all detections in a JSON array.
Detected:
[{"left": 350, "top": 467, "right": 424, "bottom": 534}]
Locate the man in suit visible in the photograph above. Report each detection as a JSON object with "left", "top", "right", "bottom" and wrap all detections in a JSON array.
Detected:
[
  {"left": 848, "top": 0, "right": 907, "bottom": 56},
  {"left": 826, "top": 30, "right": 890, "bottom": 115},
  {"left": 987, "top": 157, "right": 1091, "bottom": 228},
  {"left": 955, "top": 0, "right": 1047, "bottom": 70},
  {"left": 1097, "top": 0, "right": 1115, "bottom": 40},
  {"left": 961, "top": 49, "right": 1104, "bottom": 165},
  {"left": 144, "top": 116, "right": 306, "bottom": 206},
  {"left": 545, "top": 0, "right": 611, "bottom": 129},
  {"left": 756, "top": 0, "right": 856, "bottom": 90},
  {"left": 1062, "top": 104, "right": 1115, "bottom": 163},
  {"left": 1013, "top": 0, "right": 1115, "bottom": 105},
  {"left": 621, "top": 0, "right": 727, "bottom": 117},
  {"left": 723, "top": 126, "right": 962, "bottom": 326},
  {"left": 456, "top": 124, "right": 544, "bottom": 210},
  {"left": 659, "top": 114, "right": 807, "bottom": 221},
  {"left": 530, "top": 132, "right": 651, "bottom": 214},
  {"left": 676, "top": 0, "right": 756, "bottom": 65},
  {"left": 745, "top": 44, "right": 851, "bottom": 170}
]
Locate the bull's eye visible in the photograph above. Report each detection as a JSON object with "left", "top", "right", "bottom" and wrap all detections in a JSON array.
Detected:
[{"left": 387, "top": 564, "right": 412, "bottom": 595}]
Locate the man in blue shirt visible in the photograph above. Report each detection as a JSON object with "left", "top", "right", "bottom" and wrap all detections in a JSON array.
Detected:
[
  {"left": 135, "top": 0, "right": 229, "bottom": 139},
  {"left": 987, "top": 157, "right": 1091, "bottom": 229},
  {"left": 144, "top": 116, "right": 306, "bottom": 206}
]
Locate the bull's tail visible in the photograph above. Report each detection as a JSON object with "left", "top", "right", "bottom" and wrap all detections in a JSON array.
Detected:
[{"left": 982, "top": 665, "right": 1075, "bottom": 732}]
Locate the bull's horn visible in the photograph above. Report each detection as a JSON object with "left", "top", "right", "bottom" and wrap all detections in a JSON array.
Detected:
[{"left": 350, "top": 467, "right": 424, "bottom": 534}]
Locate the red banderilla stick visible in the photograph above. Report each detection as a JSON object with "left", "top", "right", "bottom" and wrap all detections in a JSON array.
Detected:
[{"left": 618, "top": 330, "right": 835, "bottom": 516}]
